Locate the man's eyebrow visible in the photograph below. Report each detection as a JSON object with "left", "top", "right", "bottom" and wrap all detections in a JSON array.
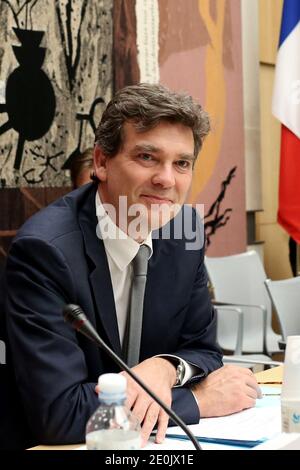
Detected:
[
  {"left": 131, "top": 144, "right": 195, "bottom": 160},
  {"left": 131, "top": 144, "right": 160, "bottom": 153},
  {"left": 178, "top": 153, "right": 195, "bottom": 161}
]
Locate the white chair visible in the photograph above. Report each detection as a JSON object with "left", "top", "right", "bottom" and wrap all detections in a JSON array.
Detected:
[
  {"left": 215, "top": 304, "right": 281, "bottom": 368},
  {"left": 205, "top": 251, "right": 282, "bottom": 357},
  {"left": 214, "top": 305, "right": 244, "bottom": 354},
  {"left": 265, "top": 277, "right": 300, "bottom": 341}
]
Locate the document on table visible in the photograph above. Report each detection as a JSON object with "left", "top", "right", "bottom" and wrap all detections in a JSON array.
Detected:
[{"left": 164, "top": 391, "right": 281, "bottom": 447}]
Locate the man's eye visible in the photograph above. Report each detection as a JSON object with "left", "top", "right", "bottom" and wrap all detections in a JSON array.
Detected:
[
  {"left": 139, "top": 154, "right": 153, "bottom": 161},
  {"left": 177, "top": 160, "right": 191, "bottom": 169}
]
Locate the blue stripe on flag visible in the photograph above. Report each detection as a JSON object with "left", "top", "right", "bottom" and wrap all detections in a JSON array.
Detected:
[{"left": 279, "top": 0, "right": 300, "bottom": 47}]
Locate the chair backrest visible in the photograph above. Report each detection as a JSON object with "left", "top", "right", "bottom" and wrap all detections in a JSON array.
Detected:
[
  {"left": 205, "top": 250, "right": 281, "bottom": 354},
  {"left": 265, "top": 277, "right": 300, "bottom": 341}
]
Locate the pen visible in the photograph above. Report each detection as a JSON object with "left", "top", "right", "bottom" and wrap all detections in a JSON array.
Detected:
[
  {"left": 165, "top": 433, "right": 264, "bottom": 448},
  {"left": 258, "top": 381, "right": 282, "bottom": 384}
]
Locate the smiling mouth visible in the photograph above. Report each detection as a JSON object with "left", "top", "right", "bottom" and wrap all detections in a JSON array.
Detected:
[{"left": 140, "top": 194, "right": 174, "bottom": 204}]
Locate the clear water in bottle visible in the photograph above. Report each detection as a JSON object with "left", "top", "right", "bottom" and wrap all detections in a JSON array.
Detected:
[{"left": 86, "top": 373, "right": 141, "bottom": 450}]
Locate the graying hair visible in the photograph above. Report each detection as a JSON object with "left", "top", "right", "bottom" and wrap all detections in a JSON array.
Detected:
[{"left": 95, "top": 83, "right": 210, "bottom": 158}]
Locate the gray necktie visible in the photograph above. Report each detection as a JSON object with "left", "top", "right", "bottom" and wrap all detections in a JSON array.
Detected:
[{"left": 123, "top": 244, "right": 150, "bottom": 367}]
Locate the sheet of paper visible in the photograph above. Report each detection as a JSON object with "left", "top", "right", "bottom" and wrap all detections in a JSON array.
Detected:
[
  {"left": 166, "top": 404, "right": 281, "bottom": 442},
  {"left": 254, "top": 433, "right": 300, "bottom": 450},
  {"left": 261, "top": 385, "right": 281, "bottom": 396},
  {"left": 256, "top": 386, "right": 281, "bottom": 408}
]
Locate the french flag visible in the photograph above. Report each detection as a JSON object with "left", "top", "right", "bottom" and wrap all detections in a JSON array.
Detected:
[{"left": 272, "top": 0, "right": 300, "bottom": 243}]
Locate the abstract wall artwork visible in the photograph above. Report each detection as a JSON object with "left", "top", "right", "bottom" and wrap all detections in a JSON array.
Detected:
[
  {"left": 0, "top": 0, "right": 113, "bottom": 188},
  {"left": 114, "top": 0, "right": 246, "bottom": 255},
  {"left": 0, "top": 0, "right": 246, "bottom": 261}
]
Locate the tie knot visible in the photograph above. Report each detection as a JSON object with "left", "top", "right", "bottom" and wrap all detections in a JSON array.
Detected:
[{"left": 132, "top": 244, "right": 150, "bottom": 276}]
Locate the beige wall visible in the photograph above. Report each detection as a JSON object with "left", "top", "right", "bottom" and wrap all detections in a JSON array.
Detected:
[
  {"left": 241, "top": 0, "right": 262, "bottom": 212},
  {"left": 257, "top": 0, "right": 293, "bottom": 279}
]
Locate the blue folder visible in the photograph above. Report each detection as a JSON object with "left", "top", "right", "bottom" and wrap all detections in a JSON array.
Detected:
[{"left": 165, "top": 433, "right": 266, "bottom": 448}]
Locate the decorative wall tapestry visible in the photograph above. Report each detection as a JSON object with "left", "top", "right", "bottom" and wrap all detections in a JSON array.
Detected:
[{"left": 0, "top": 0, "right": 113, "bottom": 188}]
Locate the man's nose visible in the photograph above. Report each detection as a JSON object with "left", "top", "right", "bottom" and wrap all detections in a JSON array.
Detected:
[{"left": 151, "top": 165, "right": 176, "bottom": 188}]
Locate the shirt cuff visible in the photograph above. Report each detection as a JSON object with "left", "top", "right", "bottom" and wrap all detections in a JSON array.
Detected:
[{"left": 155, "top": 354, "right": 203, "bottom": 386}]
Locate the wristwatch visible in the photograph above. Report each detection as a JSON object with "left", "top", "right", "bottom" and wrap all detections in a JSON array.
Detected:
[{"left": 174, "top": 360, "right": 185, "bottom": 386}]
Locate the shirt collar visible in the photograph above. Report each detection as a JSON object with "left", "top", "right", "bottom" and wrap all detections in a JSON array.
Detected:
[{"left": 95, "top": 191, "right": 153, "bottom": 271}]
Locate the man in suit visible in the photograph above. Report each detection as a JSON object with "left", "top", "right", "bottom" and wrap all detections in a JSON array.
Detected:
[
  {"left": 5, "top": 83, "right": 261, "bottom": 446},
  {"left": 0, "top": 260, "right": 34, "bottom": 450}
]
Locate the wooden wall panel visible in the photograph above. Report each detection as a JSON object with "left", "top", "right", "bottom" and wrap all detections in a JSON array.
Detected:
[
  {"left": 0, "top": 188, "right": 70, "bottom": 266},
  {"left": 259, "top": 0, "right": 283, "bottom": 64},
  {"left": 257, "top": 0, "right": 292, "bottom": 279},
  {"left": 113, "top": 0, "right": 140, "bottom": 90},
  {"left": 258, "top": 66, "right": 281, "bottom": 224}
]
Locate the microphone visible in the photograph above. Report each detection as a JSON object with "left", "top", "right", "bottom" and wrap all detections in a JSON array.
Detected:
[{"left": 63, "top": 304, "right": 201, "bottom": 451}]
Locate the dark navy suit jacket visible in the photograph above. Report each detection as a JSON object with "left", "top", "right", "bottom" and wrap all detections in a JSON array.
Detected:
[{"left": 5, "top": 184, "right": 222, "bottom": 444}]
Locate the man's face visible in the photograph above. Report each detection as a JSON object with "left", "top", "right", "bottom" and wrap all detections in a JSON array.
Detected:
[{"left": 94, "top": 120, "right": 195, "bottom": 237}]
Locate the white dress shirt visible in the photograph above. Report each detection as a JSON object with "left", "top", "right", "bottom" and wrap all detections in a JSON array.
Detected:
[{"left": 95, "top": 191, "right": 197, "bottom": 386}]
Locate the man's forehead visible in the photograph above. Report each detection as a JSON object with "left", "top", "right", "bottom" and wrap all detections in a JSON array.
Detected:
[
  {"left": 117, "top": 121, "right": 195, "bottom": 160},
  {"left": 121, "top": 120, "right": 194, "bottom": 146},
  {"left": 122, "top": 120, "right": 139, "bottom": 136}
]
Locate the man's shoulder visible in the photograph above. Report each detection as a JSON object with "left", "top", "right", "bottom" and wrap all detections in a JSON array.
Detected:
[{"left": 14, "top": 184, "right": 96, "bottom": 244}]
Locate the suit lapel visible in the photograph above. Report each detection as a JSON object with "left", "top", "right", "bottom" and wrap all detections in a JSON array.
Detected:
[{"left": 78, "top": 187, "right": 122, "bottom": 356}]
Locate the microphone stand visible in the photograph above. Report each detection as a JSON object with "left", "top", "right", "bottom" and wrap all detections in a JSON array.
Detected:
[{"left": 63, "top": 304, "right": 201, "bottom": 451}]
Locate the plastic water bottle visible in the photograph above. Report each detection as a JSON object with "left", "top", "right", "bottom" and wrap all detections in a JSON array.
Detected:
[
  {"left": 86, "top": 373, "right": 142, "bottom": 450},
  {"left": 281, "top": 336, "right": 300, "bottom": 433}
]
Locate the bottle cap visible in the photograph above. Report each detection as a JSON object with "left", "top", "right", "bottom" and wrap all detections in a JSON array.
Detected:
[
  {"left": 281, "top": 336, "right": 300, "bottom": 400},
  {"left": 98, "top": 373, "right": 127, "bottom": 394}
]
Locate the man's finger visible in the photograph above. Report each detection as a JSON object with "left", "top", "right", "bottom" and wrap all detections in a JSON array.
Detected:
[
  {"left": 245, "top": 384, "right": 261, "bottom": 400},
  {"left": 141, "top": 402, "right": 160, "bottom": 447},
  {"left": 131, "top": 396, "right": 151, "bottom": 427},
  {"left": 124, "top": 376, "right": 141, "bottom": 409},
  {"left": 155, "top": 408, "right": 169, "bottom": 444},
  {"left": 126, "top": 389, "right": 138, "bottom": 410},
  {"left": 245, "top": 376, "right": 262, "bottom": 398}
]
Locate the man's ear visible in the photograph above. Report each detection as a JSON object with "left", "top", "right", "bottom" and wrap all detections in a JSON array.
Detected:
[{"left": 93, "top": 145, "right": 108, "bottom": 182}]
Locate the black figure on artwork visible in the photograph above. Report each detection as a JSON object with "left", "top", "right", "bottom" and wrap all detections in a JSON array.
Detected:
[
  {"left": 204, "top": 166, "right": 237, "bottom": 248},
  {"left": 0, "top": 27, "right": 56, "bottom": 170}
]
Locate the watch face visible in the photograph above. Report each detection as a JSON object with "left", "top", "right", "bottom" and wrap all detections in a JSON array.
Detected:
[{"left": 176, "top": 362, "right": 185, "bottom": 385}]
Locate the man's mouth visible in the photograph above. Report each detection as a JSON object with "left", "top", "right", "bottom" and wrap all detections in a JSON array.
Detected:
[{"left": 140, "top": 194, "right": 174, "bottom": 204}]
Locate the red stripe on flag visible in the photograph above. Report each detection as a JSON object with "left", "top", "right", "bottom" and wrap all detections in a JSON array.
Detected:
[{"left": 278, "top": 125, "right": 300, "bottom": 243}]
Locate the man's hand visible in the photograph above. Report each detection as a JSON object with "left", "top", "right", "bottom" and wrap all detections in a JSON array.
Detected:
[
  {"left": 121, "top": 357, "right": 176, "bottom": 446},
  {"left": 192, "top": 365, "right": 262, "bottom": 417}
]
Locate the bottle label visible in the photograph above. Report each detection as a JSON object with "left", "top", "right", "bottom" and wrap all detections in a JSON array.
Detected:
[
  {"left": 281, "top": 403, "right": 300, "bottom": 433},
  {"left": 86, "top": 430, "right": 141, "bottom": 450}
]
